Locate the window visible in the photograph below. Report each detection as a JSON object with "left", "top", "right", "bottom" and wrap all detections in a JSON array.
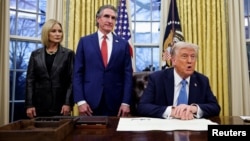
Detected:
[
  {"left": 9, "top": 0, "right": 46, "bottom": 122},
  {"left": 130, "top": 0, "right": 161, "bottom": 71},
  {"left": 244, "top": 0, "right": 250, "bottom": 78}
]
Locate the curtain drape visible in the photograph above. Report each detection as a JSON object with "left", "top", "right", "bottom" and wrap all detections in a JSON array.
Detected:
[
  {"left": 174, "top": 0, "right": 229, "bottom": 116},
  {"left": 46, "top": 0, "right": 63, "bottom": 23},
  {"left": 227, "top": 0, "right": 250, "bottom": 116},
  {"left": 63, "top": 0, "right": 118, "bottom": 116},
  {"left": 46, "top": 0, "right": 64, "bottom": 45},
  {"left": 0, "top": 0, "right": 10, "bottom": 126}
]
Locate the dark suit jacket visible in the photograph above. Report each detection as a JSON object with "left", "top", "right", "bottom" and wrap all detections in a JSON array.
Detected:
[
  {"left": 25, "top": 46, "right": 75, "bottom": 115},
  {"left": 73, "top": 32, "right": 133, "bottom": 114},
  {"left": 137, "top": 68, "right": 221, "bottom": 118}
]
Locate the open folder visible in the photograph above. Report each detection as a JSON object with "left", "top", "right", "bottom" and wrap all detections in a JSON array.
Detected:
[{"left": 116, "top": 117, "right": 218, "bottom": 131}]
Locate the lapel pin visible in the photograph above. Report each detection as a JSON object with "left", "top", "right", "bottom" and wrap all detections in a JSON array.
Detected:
[{"left": 194, "top": 83, "right": 197, "bottom": 87}]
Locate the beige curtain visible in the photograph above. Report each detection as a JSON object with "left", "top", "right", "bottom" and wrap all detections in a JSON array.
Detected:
[
  {"left": 46, "top": 0, "right": 65, "bottom": 45},
  {"left": 63, "top": 0, "right": 118, "bottom": 116},
  {"left": 46, "top": 0, "right": 63, "bottom": 23},
  {"left": 159, "top": 0, "right": 169, "bottom": 63},
  {"left": 173, "top": 0, "right": 229, "bottom": 116},
  {"left": 227, "top": 0, "right": 250, "bottom": 116},
  {"left": 0, "top": 0, "right": 10, "bottom": 125}
]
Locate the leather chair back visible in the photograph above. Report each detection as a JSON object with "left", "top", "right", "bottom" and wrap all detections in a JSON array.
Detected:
[{"left": 130, "top": 71, "right": 152, "bottom": 116}]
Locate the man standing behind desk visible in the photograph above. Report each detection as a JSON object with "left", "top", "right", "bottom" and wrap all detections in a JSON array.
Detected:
[
  {"left": 137, "top": 41, "right": 220, "bottom": 120},
  {"left": 73, "top": 5, "right": 133, "bottom": 117}
]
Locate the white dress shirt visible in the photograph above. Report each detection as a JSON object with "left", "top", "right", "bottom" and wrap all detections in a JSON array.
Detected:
[
  {"left": 98, "top": 30, "right": 113, "bottom": 63},
  {"left": 163, "top": 69, "right": 203, "bottom": 119}
]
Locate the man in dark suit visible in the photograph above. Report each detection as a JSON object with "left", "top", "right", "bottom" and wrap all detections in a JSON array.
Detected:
[
  {"left": 137, "top": 41, "right": 220, "bottom": 120},
  {"left": 73, "top": 5, "right": 133, "bottom": 117}
]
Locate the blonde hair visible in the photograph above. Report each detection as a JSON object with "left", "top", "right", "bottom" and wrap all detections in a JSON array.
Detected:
[{"left": 41, "top": 19, "right": 63, "bottom": 47}]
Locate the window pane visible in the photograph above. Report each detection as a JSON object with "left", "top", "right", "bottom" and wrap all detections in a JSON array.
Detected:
[
  {"left": 9, "top": 102, "right": 28, "bottom": 122},
  {"left": 153, "top": 47, "right": 160, "bottom": 70},
  {"left": 10, "top": 10, "right": 17, "bottom": 35},
  {"left": 245, "top": 0, "right": 250, "bottom": 15},
  {"left": 135, "top": 47, "right": 153, "bottom": 71},
  {"left": 9, "top": 71, "right": 14, "bottom": 101},
  {"left": 245, "top": 17, "right": 249, "bottom": 39},
  {"left": 9, "top": 41, "right": 16, "bottom": 69},
  {"left": 39, "top": 0, "right": 47, "bottom": 14},
  {"left": 38, "top": 43, "right": 43, "bottom": 48},
  {"left": 131, "top": 0, "right": 160, "bottom": 21},
  {"left": 16, "top": 41, "right": 37, "bottom": 69},
  {"left": 134, "top": 22, "right": 151, "bottom": 43},
  {"left": 9, "top": 71, "right": 26, "bottom": 101},
  {"left": 131, "top": 0, "right": 161, "bottom": 71},
  {"left": 9, "top": 103, "right": 13, "bottom": 122},
  {"left": 17, "top": 12, "right": 37, "bottom": 37},
  {"left": 10, "top": 40, "right": 38, "bottom": 70},
  {"left": 38, "top": 14, "right": 46, "bottom": 37},
  {"left": 18, "top": 0, "right": 37, "bottom": 12},
  {"left": 15, "top": 71, "right": 26, "bottom": 100},
  {"left": 132, "top": 0, "right": 151, "bottom": 21},
  {"left": 152, "top": 22, "right": 160, "bottom": 43},
  {"left": 10, "top": 0, "right": 17, "bottom": 9},
  {"left": 152, "top": 0, "right": 161, "bottom": 21}
]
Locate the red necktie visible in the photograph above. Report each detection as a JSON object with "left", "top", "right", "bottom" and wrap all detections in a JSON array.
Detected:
[{"left": 101, "top": 35, "right": 108, "bottom": 67}]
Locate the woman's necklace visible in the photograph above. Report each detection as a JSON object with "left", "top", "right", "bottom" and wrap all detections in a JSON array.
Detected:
[{"left": 46, "top": 48, "right": 58, "bottom": 55}]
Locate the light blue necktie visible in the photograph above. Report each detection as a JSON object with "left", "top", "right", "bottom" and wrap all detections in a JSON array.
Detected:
[{"left": 177, "top": 80, "right": 188, "bottom": 105}]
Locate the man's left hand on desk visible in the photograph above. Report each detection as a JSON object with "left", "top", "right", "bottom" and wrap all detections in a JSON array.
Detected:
[{"left": 171, "top": 104, "right": 197, "bottom": 120}]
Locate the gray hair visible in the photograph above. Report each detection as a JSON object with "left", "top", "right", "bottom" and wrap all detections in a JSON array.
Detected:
[
  {"left": 170, "top": 41, "right": 199, "bottom": 56},
  {"left": 96, "top": 5, "right": 117, "bottom": 27}
]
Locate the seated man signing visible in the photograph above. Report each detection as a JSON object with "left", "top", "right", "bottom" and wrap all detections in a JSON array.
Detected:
[{"left": 137, "top": 41, "right": 220, "bottom": 120}]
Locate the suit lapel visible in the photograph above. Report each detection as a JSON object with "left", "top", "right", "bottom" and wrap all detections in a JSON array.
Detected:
[
  {"left": 92, "top": 32, "right": 105, "bottom": 67},
  {"left": 93, "top": 32, "right": 103, "bottom": 58},
  {"left": 164, "top": 68, "right": 175, "bottom": 105},
  {"left": 38, "top": 48, "right": 50, "bottom": 77},
  {"left": 108, "top": 34, "right": 120, "bottom": 68},
  {"left": 188, "top": 73, "right": 198, "bottom": 103}
]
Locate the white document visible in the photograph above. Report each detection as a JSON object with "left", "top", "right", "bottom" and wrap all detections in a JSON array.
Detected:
[
  {"left": 116, "top": 117, "right": 218, "bottom": 131},
  {"left": 240, "top": 116, "right": 250, "bottom": 120}
]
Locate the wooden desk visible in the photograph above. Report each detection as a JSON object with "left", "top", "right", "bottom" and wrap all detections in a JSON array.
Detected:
[{"left": 63, "top": 116, "right": 250, "bottom": 141}]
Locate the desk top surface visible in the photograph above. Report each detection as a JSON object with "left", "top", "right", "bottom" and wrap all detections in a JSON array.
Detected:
[{"left": 63, "top": 116, "right": 250, "bottom": 141}]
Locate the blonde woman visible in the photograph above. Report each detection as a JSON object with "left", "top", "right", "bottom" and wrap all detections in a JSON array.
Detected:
[{"left": 25, "top": 19, "right": 75, "bottom": 118}]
